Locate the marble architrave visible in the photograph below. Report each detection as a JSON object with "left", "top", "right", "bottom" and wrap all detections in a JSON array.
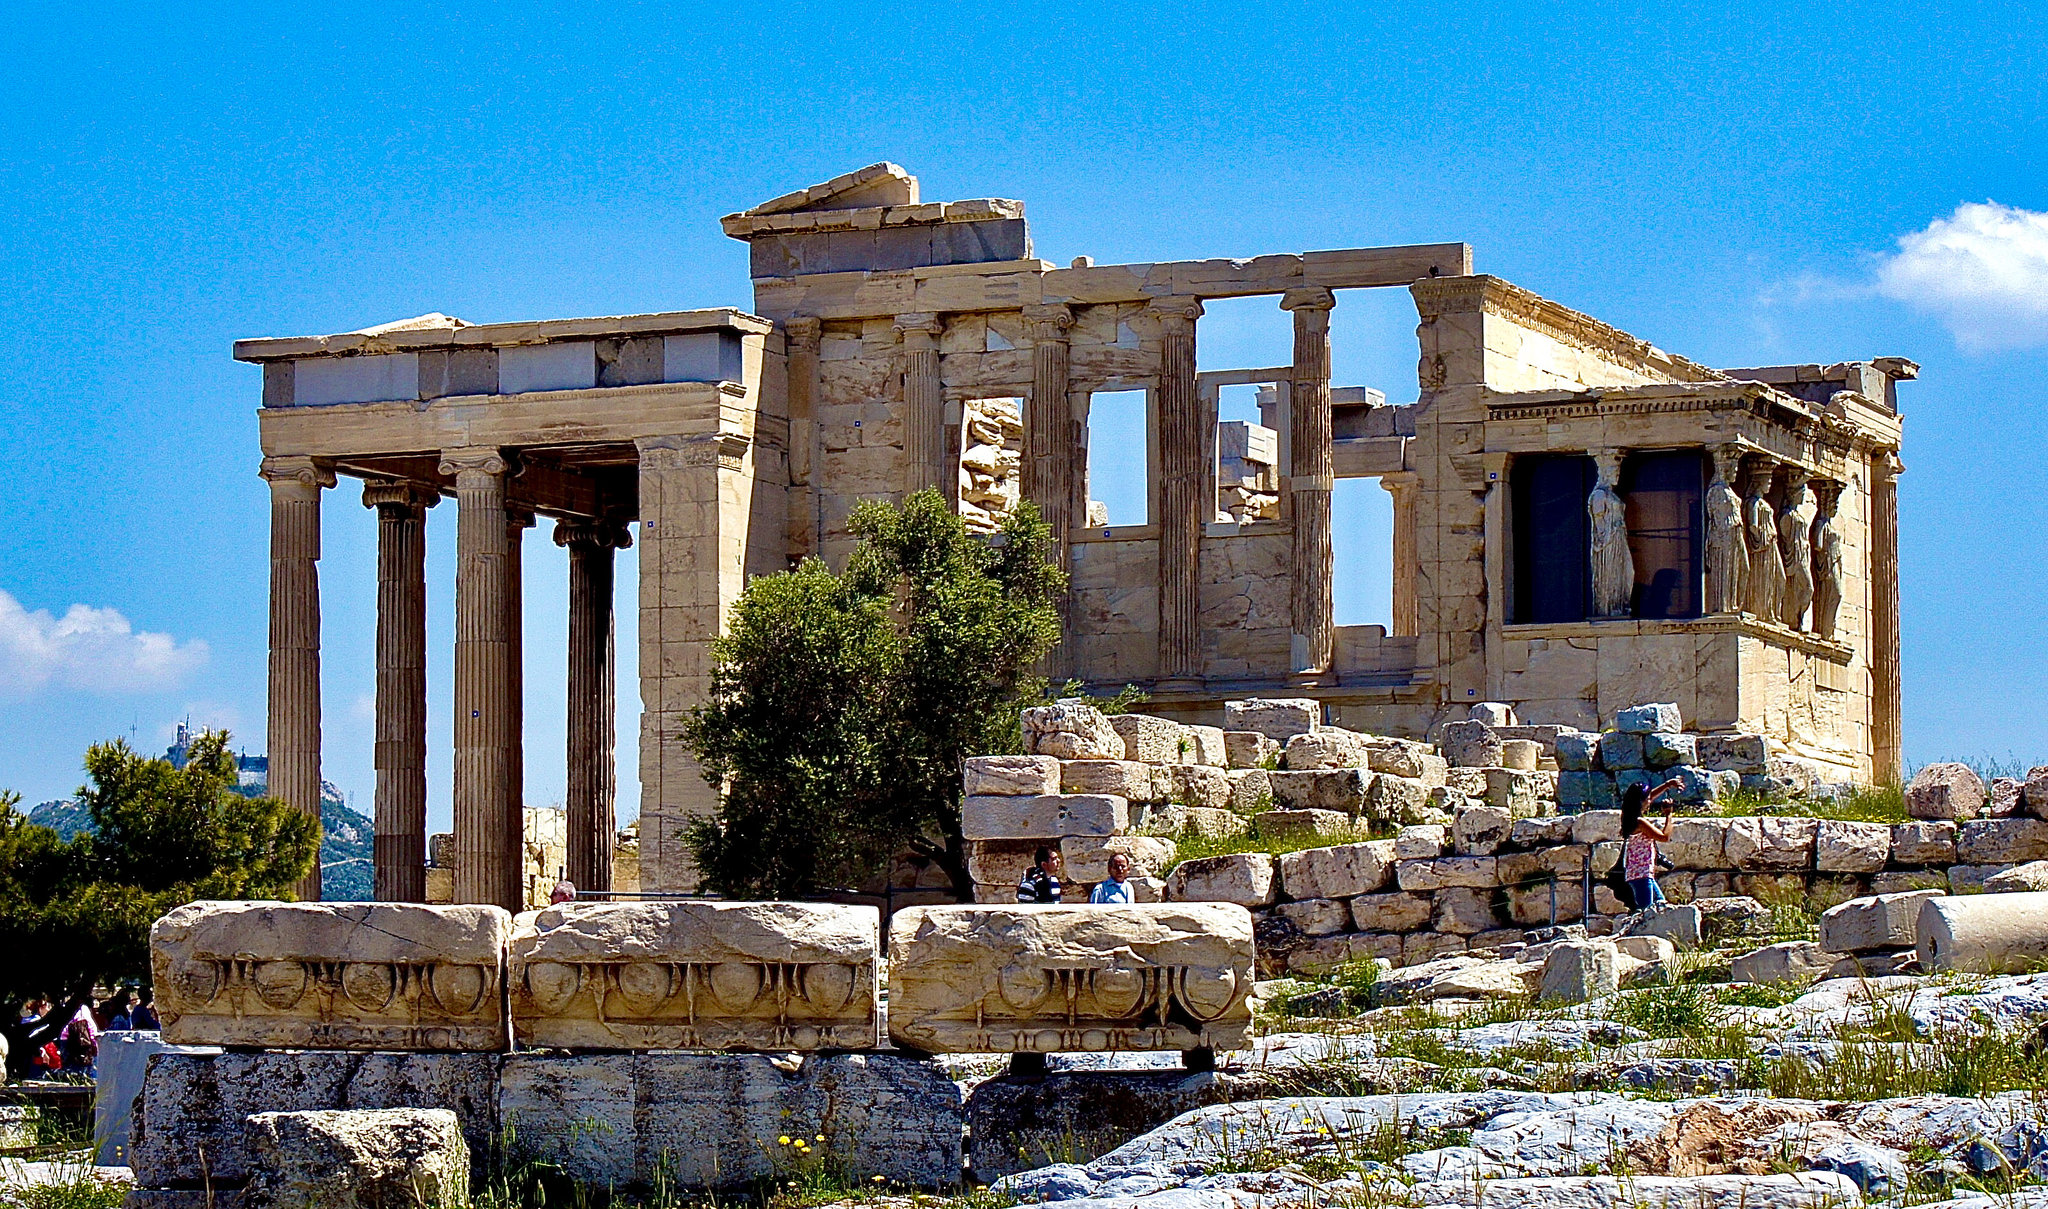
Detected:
[
  {"left": 507, "top": 901, "right": 879, "bottom": 1051},
  {"left": 152, "top": 901, "right": 512, "bottom": 1051},
  {"left": 885, "top": 903, "right": 1254, "bottom": 1056}
]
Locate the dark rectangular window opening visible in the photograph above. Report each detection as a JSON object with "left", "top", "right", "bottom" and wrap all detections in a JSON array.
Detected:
[
  {"left": 1511, "top": 454, "right": 1594, "bottom": 624},
  {"left": 1622, "top": 450, "right": 1707, "bottom": 620}
]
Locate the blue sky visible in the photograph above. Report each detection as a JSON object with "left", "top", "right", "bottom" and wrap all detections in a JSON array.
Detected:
[{"left": 0, "top": 3, "right": 2042, "bottom": 825}]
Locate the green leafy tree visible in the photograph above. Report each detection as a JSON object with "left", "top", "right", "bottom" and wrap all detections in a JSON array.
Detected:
[
  {"left": 0, "top": 730, "right": 318, "bottom": 1074},
  {"left": 682, "top": 490, "right": 1065, "bottom": 899}
]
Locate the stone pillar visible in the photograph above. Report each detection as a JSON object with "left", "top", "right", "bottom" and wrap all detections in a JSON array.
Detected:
[
  {"left": 1811, "top": 479, "right": 1845, "bottom": 641},
  {"left": 1152, "top": 297, "right": 1205, "bottom": 687},
  {"left": 1023, "top": 304, "right": 1076, "bottom": 675},
  {"left": 1871, "top": 451, "right": 1903, "bottom": 782},
  {"left": 1776, "top": 467, "right": 1815, "bottom": 630},
  {"left": 261, "top": 455, "right": 334, "bottom": 902},
  {"left": 896, "top": 314, "right": 946, "bottom": 497},
  {"left": 1283, "top": 287, "right": 1337, "bottom": 675},
  {"left": 1703, "top": 445, "right": 1748, "bottom": 615},
  {"left": 556, "top": 517, "right": 630, "bottom": 893},
  {"left": 785, "top": 317, "right": 823, "bottom": 562},
  {"left": 362, "top": 480, "right": 437, "bottom": 902},
  {"left": 439, "top": 447, "right": 518, "bottom": 910},
  {"left": 1588, "top": 450, "right": 1634, "bottom": 619},
  {"left": 1742, "top": 456, "right": 1785, "bottom": 622},
  {"left": 1379, "top": 471, "right": 1420, "bottom": 636},
  {"left": 506, "top": 505, "right": 534, "bottom": 896}
]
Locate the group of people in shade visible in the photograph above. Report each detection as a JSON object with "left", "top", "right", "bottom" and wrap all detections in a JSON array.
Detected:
[
  {"left": 1015, "top": 778, "right": 1687, "bottom": 914},
  {"left": 14, "top": 989, "right": 156, "bottom": 1079},
  {"left": 1016, "top": 848, "right": 1139, "bottom": 903}
]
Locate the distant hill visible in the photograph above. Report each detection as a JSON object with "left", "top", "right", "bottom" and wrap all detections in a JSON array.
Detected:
[{"left": 23, "top": 787, "right": 375, "bottom": 902}]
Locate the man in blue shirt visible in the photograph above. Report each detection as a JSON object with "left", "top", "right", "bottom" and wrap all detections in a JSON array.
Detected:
[{"left": 1089, "top": 853, "right": 1136, "bottom": 904}]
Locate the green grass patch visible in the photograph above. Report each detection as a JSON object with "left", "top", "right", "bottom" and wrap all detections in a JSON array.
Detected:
[
  {"left": 1712, "top": 782, "right": 1909, "bottom": 824},
  {"left": 1168, "top": 820, "right": 1388, "bottom": 869}
]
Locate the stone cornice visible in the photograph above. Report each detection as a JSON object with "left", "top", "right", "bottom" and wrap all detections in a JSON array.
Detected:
[
  {"left": 235, "top": 308, "right": 774, "bottom": 363},
  {"left": 720, "top": 198, "right": 1024, "bottom": 240},
  {"left": 1414, "top": 275, "right": 1727, "bottom": 385},
  {"left": 1501, "top": 614, "right": 1855, "bottom": 664}
]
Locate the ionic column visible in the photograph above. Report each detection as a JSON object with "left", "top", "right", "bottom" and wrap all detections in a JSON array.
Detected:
[
  {"left": 262, "top": 455, "right": 334, "bottom": 902},
  {"left": 507, "top": 505, "right": 534, "bottom": 902},
  {"left": 1152, "top": 297, "right": 1205, "bottom": 687},
  {"left": 439, "top": 447, "right": 517, "bottom": 910},
  {"left": 1379, "top": 471, "right": 1420, "bottom": 636},
  {"left": 1282, "top": 287, "right": 1336, "bottom": 675},
  {"left": 1588, "top": 449, "right": 1635, "bottom": 618},
  {"left": 1023, "top": 303, "right": 1076, "bottom": 674},
  {"left": 556, "top": 517, "right": 630, "bottom": 892},
  {"left": 363, "top": 479, "right": 437, "bottom": 902},
  {"left": 896, "top": 313, "right": 946, "bottom": 497},
  {"left": 785, "top": 317, "right": 823, "bottom": 562},
  {"left": 1871, "top": 451, "right": 1903, "bottom": 782}
]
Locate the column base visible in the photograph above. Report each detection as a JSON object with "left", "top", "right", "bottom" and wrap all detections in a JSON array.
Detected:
[
  {"left": 1152, "top": 676, "right": 1205, "bottom": 694},
  {"left": 1288, "top": 669, "right": 1335, "bottom": 689}
]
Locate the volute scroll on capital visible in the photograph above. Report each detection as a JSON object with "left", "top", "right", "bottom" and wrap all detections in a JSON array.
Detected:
[
  {"left": 1279, "top": 286, "right": 1338, "bottom": 313},
  {"left": 1146, "top": 296, "right": 1205, "bottom": 331},
  {"left": 259, "top": 455, "right": 337, "bottom": 489},
  {"left": 552, "top": 517, "right": 635, "bottom": 551},
  {"left": 437, "top": 447, "right": 511, "bottom": 480},
  {"left": 361, "top": 479, "right": 442, "bottom": 513},
  {"left": 1020, "top": 303, "right": 1075, "bottom": 341}
]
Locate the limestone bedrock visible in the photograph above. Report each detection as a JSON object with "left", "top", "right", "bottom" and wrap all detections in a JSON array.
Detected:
[
  {"left": 886, "top": 903, "right": 1255, "bottom": 1055},
  {"left": 507, "top": 901, "right": 879, "bottom": 1051},
  {"left": 152, "top": 901, "right": 512, "bottom": 1051}
]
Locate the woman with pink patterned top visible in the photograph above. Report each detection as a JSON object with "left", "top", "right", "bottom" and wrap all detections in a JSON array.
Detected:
[{"left": 1619, "top": 777, "right": 1684, "bottom": 910}]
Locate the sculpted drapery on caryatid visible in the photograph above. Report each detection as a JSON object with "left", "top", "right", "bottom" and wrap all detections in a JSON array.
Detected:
[
  {"left": 884, "top": 903, "right": 1255, "bottom": 1055},
  {"left": 1742, "top": 458, "right": 1784, "bottom": 622},
  {"left": 508, "top": 901, "right": 880, "bottom": 1051},
  {"left": 1704, "top": 446, "right": 1748, "bottom": 615},
  {"left": 1811, "top": 479, "right": 1846, "bottom": 640},
  {"left": 1777, "top": 467, "right": 1816, "bottom": 630},
  {"left": 1587, "top": 450, "right": 1634, "bottom": 619},
  {"left": 152, "top": 901, "right": 512, "bottom": 1051}
]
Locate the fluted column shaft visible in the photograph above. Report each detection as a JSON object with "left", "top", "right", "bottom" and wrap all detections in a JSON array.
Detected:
[
  {"left": 441, "top": 448, "right": 518, "bottom": 910},
  {"left": 897, "top": 314, "right": 946, "bottom": 496},
  {"left": 263, "top": 456, "right": 333, "bottom": 902},
  {"left": 1871, "top": 452, "right": 1903, "bottom": 782},
  {"left": 1023, "top": 304, "right": 1076, "bottom": 675},
  {"left": 557, "top": 519, "right": 630, "bottom": 891},
  {"left": 507, "top": 507, "right": 534, "bottom": 902},
  {"left": 1283, "top": 288, "right": 1336, "bottom": 675},
  {"left": 365, "top": 481, "right": 436, "bottom": 902},
  {"left": 1380, "top": 471, "right": 1420, "bottom": 636},
  {"left": 1154, "top": 297, "right": 1205, "bottom": 685},
  {"left": 785, "top": 317, "right": 823, "bottom": 561}
]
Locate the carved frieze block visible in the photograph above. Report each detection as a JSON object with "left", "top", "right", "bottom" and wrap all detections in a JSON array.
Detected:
[
  {"left": 152, "top": 901, "right": 512, "bottom": 1051},
  {"left": 885, "top": 903, "right": 1254, "bottom": 1055},
  {"left": 508, "top": 902, "right": 880, "bottom": 1051}
]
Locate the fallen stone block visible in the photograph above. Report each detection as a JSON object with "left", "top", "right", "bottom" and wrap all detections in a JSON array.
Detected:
[
  {"left": 1599, "top": 731, "right": 1647, "bottom": 770},
  {"left": 1273, "top": 898, "right": 1352, "bottom": 936},
  {"left": 1061, "top": 836, "right": 1176, "bottom": 883},
  {"left": 1498, "top": 740, "right": 1541, "bottom": 771},
  {"left": 507, "top": 902, "right": 879, "bottom": 1051},
  {"left": 1691, "top": 896, "right": 1772, "bottom": 941},
  {"left": 1622, "top": 903, "right": 1702, "bottom": 949},
  {"left": 498, "top": 1051, "right": 961, "bottom": 1190},
  {"left": 1984, "top": 860, "right": 2048, "bottom": 893},
  {"left": 967, "top": 840, "right": 1045, "bottom": 888},
  {"left": 1645, "top": 733, "right": 1695, "bottom": 768},
  {"left": 1267, "top": 768, "right": 1371, "bottom": 811},
  {"left": 1223, "top": 698, "right": 1320, "bottom": 741},
  {"left": 1948, "top": 863, "right": 2011, "bottom": 894},
  {"left": 1663, "top": 818, "right": 1730, "bottom": 868},
  {"left": 1555, "top": 731, "right": 1600, "bottom": 772},
  {"left": 1871, "top": 870, "right": 1947, "bottom": 896},
  {"left": 1183, "top": 725, "right": 1228, "bottom": 767},
  {"left": 1890, "top": 821, "right": 1957, "bottom": 866},
  {"left": 1222, "top": 731, "right": 1278, "bottom": 770},
  {"left": 1394, "top": 824, "right": 1448, "bottom": 859},
  {"left": 1539, "top": 939, "right": 1618, "bottom": 1003},
  {"left": 1369, "top": 773, "right": 1437, "bottom": 824},
  {"left": 1991, "top": 777, "right": 2026, "bottom": 817},
  {"left": 1164, "top": 853, "right": 1277, "bottom": 906},
  {"left": 1058, "top": 759, "right": 1153, "bottom": 800},
  {"left": 1396, "top": 856, "right": 1497, "bottom": 892},
  {"left": 961, "top": 793, "right": 1127, "bottom": 840},
  {"left": 1693, "top": 734, "right": 1768, "bottom": 774},
  {"left": 1022, "top": 701, "right": 1123, "bottom": 760},
  {"left": 1906, "top": 762, "right": 1987, "bottom": 820},
  {"left": 885, "top": 903, "right": 1254, "bottom": 1054},
  {"left": 965, "top": 1070, "right": 1224, "bottom": 1181},
  {"left": 1223, "top": 768, "right": 1271, "bottom": 814},
  {"left": 1282, "top": 729, "right": 1368, "bottom": 770},
  {"left": 1918, "top": 891, "right": 2048, "bottom": 974},
  {"left": 1164, "top": 764, "right": 1233, "bottom": 810},
  {"left": 1452, "top": 804, "right": 1513, "bottom": 856},
  {"left": 1439, "top": 720, "right": 1501, "bottom": 769},
  {"left": 1109, "top": 714, "right": 1188, "bottom": 763},
  {"left": 963, "top": 755, "right": 1061, "bottom": 797},
  {"left": 1559, "top": 770, "right": 1616, "bottom": 811},
  {"left": 1432, "top": 887, "right": 1498, "bottom": 935},
  {"left": 1820, "top": 889, "right": 1945, "bottom": 954},
  {"left": 1348, "top": 892, "right": 1435, "bottom": 933},
  {"left": 1253, "top": 808, "right": 1357, "bottom": 840},
  {"left": 1957, "top": 817, "right": 2048, "bottom": 864},
  {"left": 1483, "top": 769, "right": 1547, "bottom": 814},
  {"left": 1182, "top": 807, "right": 1249, "bottom": 838},
  {"left": 1616, "top": 703, "right": 1682, "bottom": 734},
  {"left": 130, "top": 1051, "right": 500, "bottom": 1189},
  {"left": 152, "top": 902, "right": 511, "bottom": 1051},
  {"left": 1509, "top": 816, "right": 1575, "bottom": 847},
  {"left": 95, "top": 1031, "right": 204, "bottom": 1166},
  {"left": 2026, "top": 768, "right": 2048, "bottom": 818},
  {"left": 1723, "top": 816, "right": 1817, "bottom": 871},
  {"left": 1572, "top": 809, "right": 1622, "bottom": 844},
  {"left": 242, "top": 1109, "right": 466, "bottom": 1209},
  {"left": 1816, "top": 820, "right": 1892, "bottom": 873},
  {"left": 1275, "top": 840, "right": 1397, "bottom": 899},
  {"left": 1730, "top": 941, "right": 1831, "bottom": 986}
]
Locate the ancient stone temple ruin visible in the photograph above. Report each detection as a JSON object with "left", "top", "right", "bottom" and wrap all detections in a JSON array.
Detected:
[{"left": 236, "top": 163, "right": 1911, "bottom": 903}]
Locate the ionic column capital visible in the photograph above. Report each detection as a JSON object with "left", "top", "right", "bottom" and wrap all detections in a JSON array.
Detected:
[
  {"left": 1378, "top": 470, "right": 1420, "bottom": 499},
  {"left": 553, "top": 518, "right": 634, "bottom": 551},
  {"left": 1147, "top": 296, "right": 1205, "bottom": 331},
  {"left": 361, "top": 479, "right": 441, "bottom": 513},
  {"left": 260, "top": 455, "right": 336, "bottom": 490},
  {"left": 438, "top": 447, "right": 509, "bottom": 480},
  {"left": 894, "top": 312, "right": 943, "bottom": 350},
  {"left": 1021, "top": 303, "right": 1075, "bottom": 340},
  {"left": 784, "top": 316, "right": 823, "bottom": 351},
  {"left": 1280, "top": 286, "right": 1337, "bottom": 313}
]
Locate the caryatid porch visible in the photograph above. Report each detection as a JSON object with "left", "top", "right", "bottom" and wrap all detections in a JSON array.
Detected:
[{"left": 239, "top": 309, "right": 781, "bottom": 906}]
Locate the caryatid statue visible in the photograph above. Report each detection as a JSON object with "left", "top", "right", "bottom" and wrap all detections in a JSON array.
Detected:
[
  {"left": 1704, "top": 446, "right": 1748, "bottom": 614},
  {"left": 1810, "top": 479, "right": 1846, "bottom": 640},
  {"left": 1742, "top": 458, "right": 1783, "bottom": 621},
  {"left": 1588, "top": 450, "right": 1635, "bottom": 618},
  {"left": 1777, "top": 467, "right": 1816, "bottom": 630}
]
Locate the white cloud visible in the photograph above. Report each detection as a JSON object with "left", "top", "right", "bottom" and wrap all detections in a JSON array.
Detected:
[
  {"left": 0, "top": 589, "right": 208, "bottom": 696},
  {"left": 1875, "top": 202, "right": 2048, "bottom": 351}
]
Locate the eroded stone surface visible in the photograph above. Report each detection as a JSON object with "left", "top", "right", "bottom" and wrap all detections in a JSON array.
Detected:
[
  {"left": 242, "top": 1109, "right": 466, "bottom": 1209},
  {"left": 153, "top": 902, "right": 511, "bottom": 1051},
  {"left": 886, "top": 904, "right": 1255, "bottom": 1054},
  {"left": 507, "top": 902, "right": 878, "bottom": 1051}
]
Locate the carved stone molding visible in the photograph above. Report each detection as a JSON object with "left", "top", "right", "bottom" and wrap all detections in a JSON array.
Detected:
[
  {"left": 1021, "top": 303, "right": 1075, "bottom": 341},
  {"left": 1279, "top": 286, "right": 1336, "bottom": 313},
  {"left": 437, "top": 447, "right": 509, "bottom": 480},
  {"left": 1147, "top": 296, "right": 1205, "bottom": 332},
  {"left": 634, "top": 432, "right": 752, "bottom": 472},
  {"left": 1414, "top": 276, "right": 1724, "bottom": 385},
  {"left": 783, "top": 315, "right": 823, "bottom": 352},
  {"left": 259, "top": 455, "right": 337, "bottom": 489},
  {"left": 361, "top": 479, "right": 441, "bottom": 513},
  {"left": 552, "top": 518, "right": 634, "bottom": 550}
]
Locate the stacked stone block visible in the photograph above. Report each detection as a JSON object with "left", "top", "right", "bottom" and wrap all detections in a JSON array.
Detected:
[{"left": 1553, "top": 703, "right": 1778, "bottom": 813}]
